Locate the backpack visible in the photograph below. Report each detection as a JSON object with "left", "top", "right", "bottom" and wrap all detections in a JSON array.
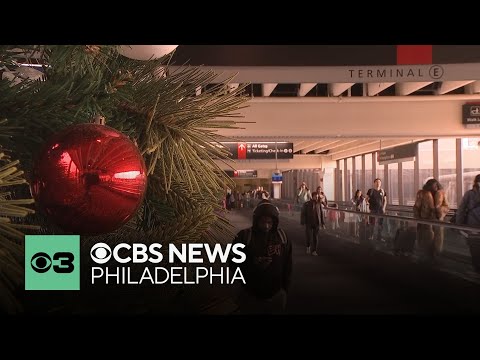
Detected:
[{"left": 243, "top": 227, "right": 288, "bottom": 246}]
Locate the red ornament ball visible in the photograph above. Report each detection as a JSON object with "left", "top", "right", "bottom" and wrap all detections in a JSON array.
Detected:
[{"left": 31, "top": 123, "right": 148, "bottom": 235}]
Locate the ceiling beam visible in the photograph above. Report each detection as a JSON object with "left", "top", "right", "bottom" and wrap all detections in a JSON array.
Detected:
[
  {"left": 293, "top": 141, "right": 306, "bottom": 151},
  {"left": 299, "top": 140, "right": 327, "bottom": 154},
  {"left": 313, "top": 139, "right": 359, "bottom": 154},
  {"left": 395, "top": 81, "right": 432, "bottom": 95},
  {"left": 367, "top": 82, "right": 395, "bottom": 96},
  {"left": 262, "top": 83, "right": 277, "bottom": 97},
  {"left": 217, "top": 97, "right": 480, "bottom": 139},
  {"left": 313, "top": 140, "right": 344, "bottom": 153},
  {"left": 436, "top": 80, "right": 475, "bottom": 95},
  {"left": 298, "top": 83, "right": 317, "bottom": 97},
  {"left": 331, "top": 139, "right": 424, "bottom": 160},
  {"left": 328, "top": 140, "right": 380, "bottom": 156},
  {"left": 328, "top": 83, "right": 355, "bottom": 96},
  {"left": 295, "top": 141, "right": 323, "bottom": 153},
  {"left": 294, "top": 145, "right": 310, "bottom": 153},
  {"left": 327, "top": 139, "right": 360, "bottom": 150}
]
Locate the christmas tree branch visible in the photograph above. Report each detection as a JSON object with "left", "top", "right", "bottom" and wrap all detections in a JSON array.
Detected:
[{"left": 0, "top": 45, "right": 251, "bottom": 314}]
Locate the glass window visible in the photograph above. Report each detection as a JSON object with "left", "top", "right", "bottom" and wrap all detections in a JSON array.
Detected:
[
  {"left": 388, "top": 163, "right": 399, "bottom": 205},
  {"left": 346, "top": 158, "right": 352, "bottom": 201},
  {"left": 402, "top": 159, "right": 415, "bottom": 205},
  {"left": 374, "top": 151, "right": 384, "bottom": 191},
  {"left": 338, "top": 161, "right": 344, "bottom": 201},
  {"left": 355, "top": 156, "right": 362, "bottom": 194},
  {"left": 419, "top": 140, "right": 433, "bottom": 187},
  {"left": 438, "top": 138, "right": 457, "bottom": 208},
  {"left": 364, "top": 153, "right": 373, "bottom": 190},
  {"left": 323, "top": 168, "right": 335, "bottom": 202},
  {"left": 463, "top": 137, "right": 480, "bottom": 196}
]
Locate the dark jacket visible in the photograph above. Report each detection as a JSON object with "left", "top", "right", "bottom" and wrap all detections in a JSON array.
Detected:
[
  {"left": 301, "top": 199, "right": 325, "bottom": 228},
  {"left": 457, "top": 188, "right": 480, "bottom": 226}
]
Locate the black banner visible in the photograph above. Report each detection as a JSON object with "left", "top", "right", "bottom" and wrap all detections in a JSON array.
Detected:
[
  {"left": 172, "top": 45, "right": 480, "bottom": 67},
  {"left": 463, "top": 103, "right": 480, "bottom": 126},
  {"left": 378, "top": 143, "right": 417, "bottom": 165},
  {"left": 221, "top": 142, "right": 294, "bottom": 160}
]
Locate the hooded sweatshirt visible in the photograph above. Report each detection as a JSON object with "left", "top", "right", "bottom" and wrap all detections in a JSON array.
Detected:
[{"left": 230, "top": 202, "right": 292, "bottom": 299}]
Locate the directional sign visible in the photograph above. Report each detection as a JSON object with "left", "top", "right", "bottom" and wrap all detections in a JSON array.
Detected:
[
  {"left": 221, "top": 142, "right": 294, "bottom": 160},
  {"left": 463, "top": 103, "right": 480, "bottom": 127},
  {"left": 237, "top": 143, "right": 247, "bottom": 159},
  {"left": 378, "top": 143, "right": 418, "bottom": 165}
]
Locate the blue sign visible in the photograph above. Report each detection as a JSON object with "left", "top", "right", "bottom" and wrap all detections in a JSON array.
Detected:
[{"left": 272, "top": 173, "right": 283, "bottom": 182}]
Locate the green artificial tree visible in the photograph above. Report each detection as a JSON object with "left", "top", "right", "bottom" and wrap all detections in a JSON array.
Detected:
[{"left": 0, "top": 45, "right": 249, "bottom": 314}]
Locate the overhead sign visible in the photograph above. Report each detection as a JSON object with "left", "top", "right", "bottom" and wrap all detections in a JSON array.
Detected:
[
  {"left": 378, "top": 143, "right": 417, "bottom": 165},
  {"left": 222, "top": 142, "right": 294, "bottom": 160},
  {"left": 225, "top": 170, "right": 257, "bottom": 178},
  {"left": 463, "top": 103, "right": 480, "bottom": 128}
]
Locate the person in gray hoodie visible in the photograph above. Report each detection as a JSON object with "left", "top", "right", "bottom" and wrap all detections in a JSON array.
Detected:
[{"left": 456, "top": 174, "right": 480, "bottom": 227}]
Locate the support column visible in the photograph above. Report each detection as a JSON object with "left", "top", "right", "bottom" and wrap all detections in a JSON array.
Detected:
[
  {"left": 433, "top": 139, "right": 440, "bottom": 180},
  {"left": 361, "top": 154, "right": 366, "bottom": 193},
  {"left": 336, "top": 160, "right": 340, "bottom": 201},
  {"left": 293, "top": 170, "right": 299, "bottom": 200},
  {"left": 352, "top": 156, "right": 357, "bottom": 193},
  {"left": 272, "top": 183, "right": 281, "bottom": 199},
  {"left": 398, "top": 162, "right": 404, "bottom": 205},
  {"left": 456, "top": 138, "right": 464, "bottom": 207},
  {"left": 384, "top": 163, "right": 389, "bottom": 204},
  {"left": 414, "top": 146, "right": 420, "bottom": 195}
]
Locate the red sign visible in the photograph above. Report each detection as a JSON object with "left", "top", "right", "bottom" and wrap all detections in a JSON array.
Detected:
[
  {"left": 237, "top": 143, "right": 246, "bottom": 159},
  {"left": 396, "top": 45, "right": 432, "bottom": 65}
]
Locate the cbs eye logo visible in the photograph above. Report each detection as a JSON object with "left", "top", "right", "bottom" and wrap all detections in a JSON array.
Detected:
[
  {"left": 90, "top": 243, "right": 112, "bottom": 264},
  {"left": 31, "top": 252, "right": 75, "bottom": 273},
  {"left": 25, "top": 235, "right": 80, "bottom": 291}
]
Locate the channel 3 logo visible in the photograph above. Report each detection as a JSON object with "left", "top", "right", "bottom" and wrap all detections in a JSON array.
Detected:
[
  {"left": 25, "top": 235, "right": 80, "bottom": 290},
  {"left": 31, "top": 252, "right": 75, "bottom": 273}
]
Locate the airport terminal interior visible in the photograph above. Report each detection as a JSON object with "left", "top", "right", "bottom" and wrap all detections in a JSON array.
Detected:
[
  {"left": 170, "top": 45, "right": 480, "bottom": 313},
  {"left": 3, "top": 45, "right": 480, "bottom": 315}
]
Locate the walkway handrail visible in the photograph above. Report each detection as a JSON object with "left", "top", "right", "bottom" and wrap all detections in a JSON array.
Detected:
[
  {"left": 326, "top": 207, "right": 479, "bottom": 233},
  {"left": 270, "top": 198, "right": 476, "bottom": 232}
]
